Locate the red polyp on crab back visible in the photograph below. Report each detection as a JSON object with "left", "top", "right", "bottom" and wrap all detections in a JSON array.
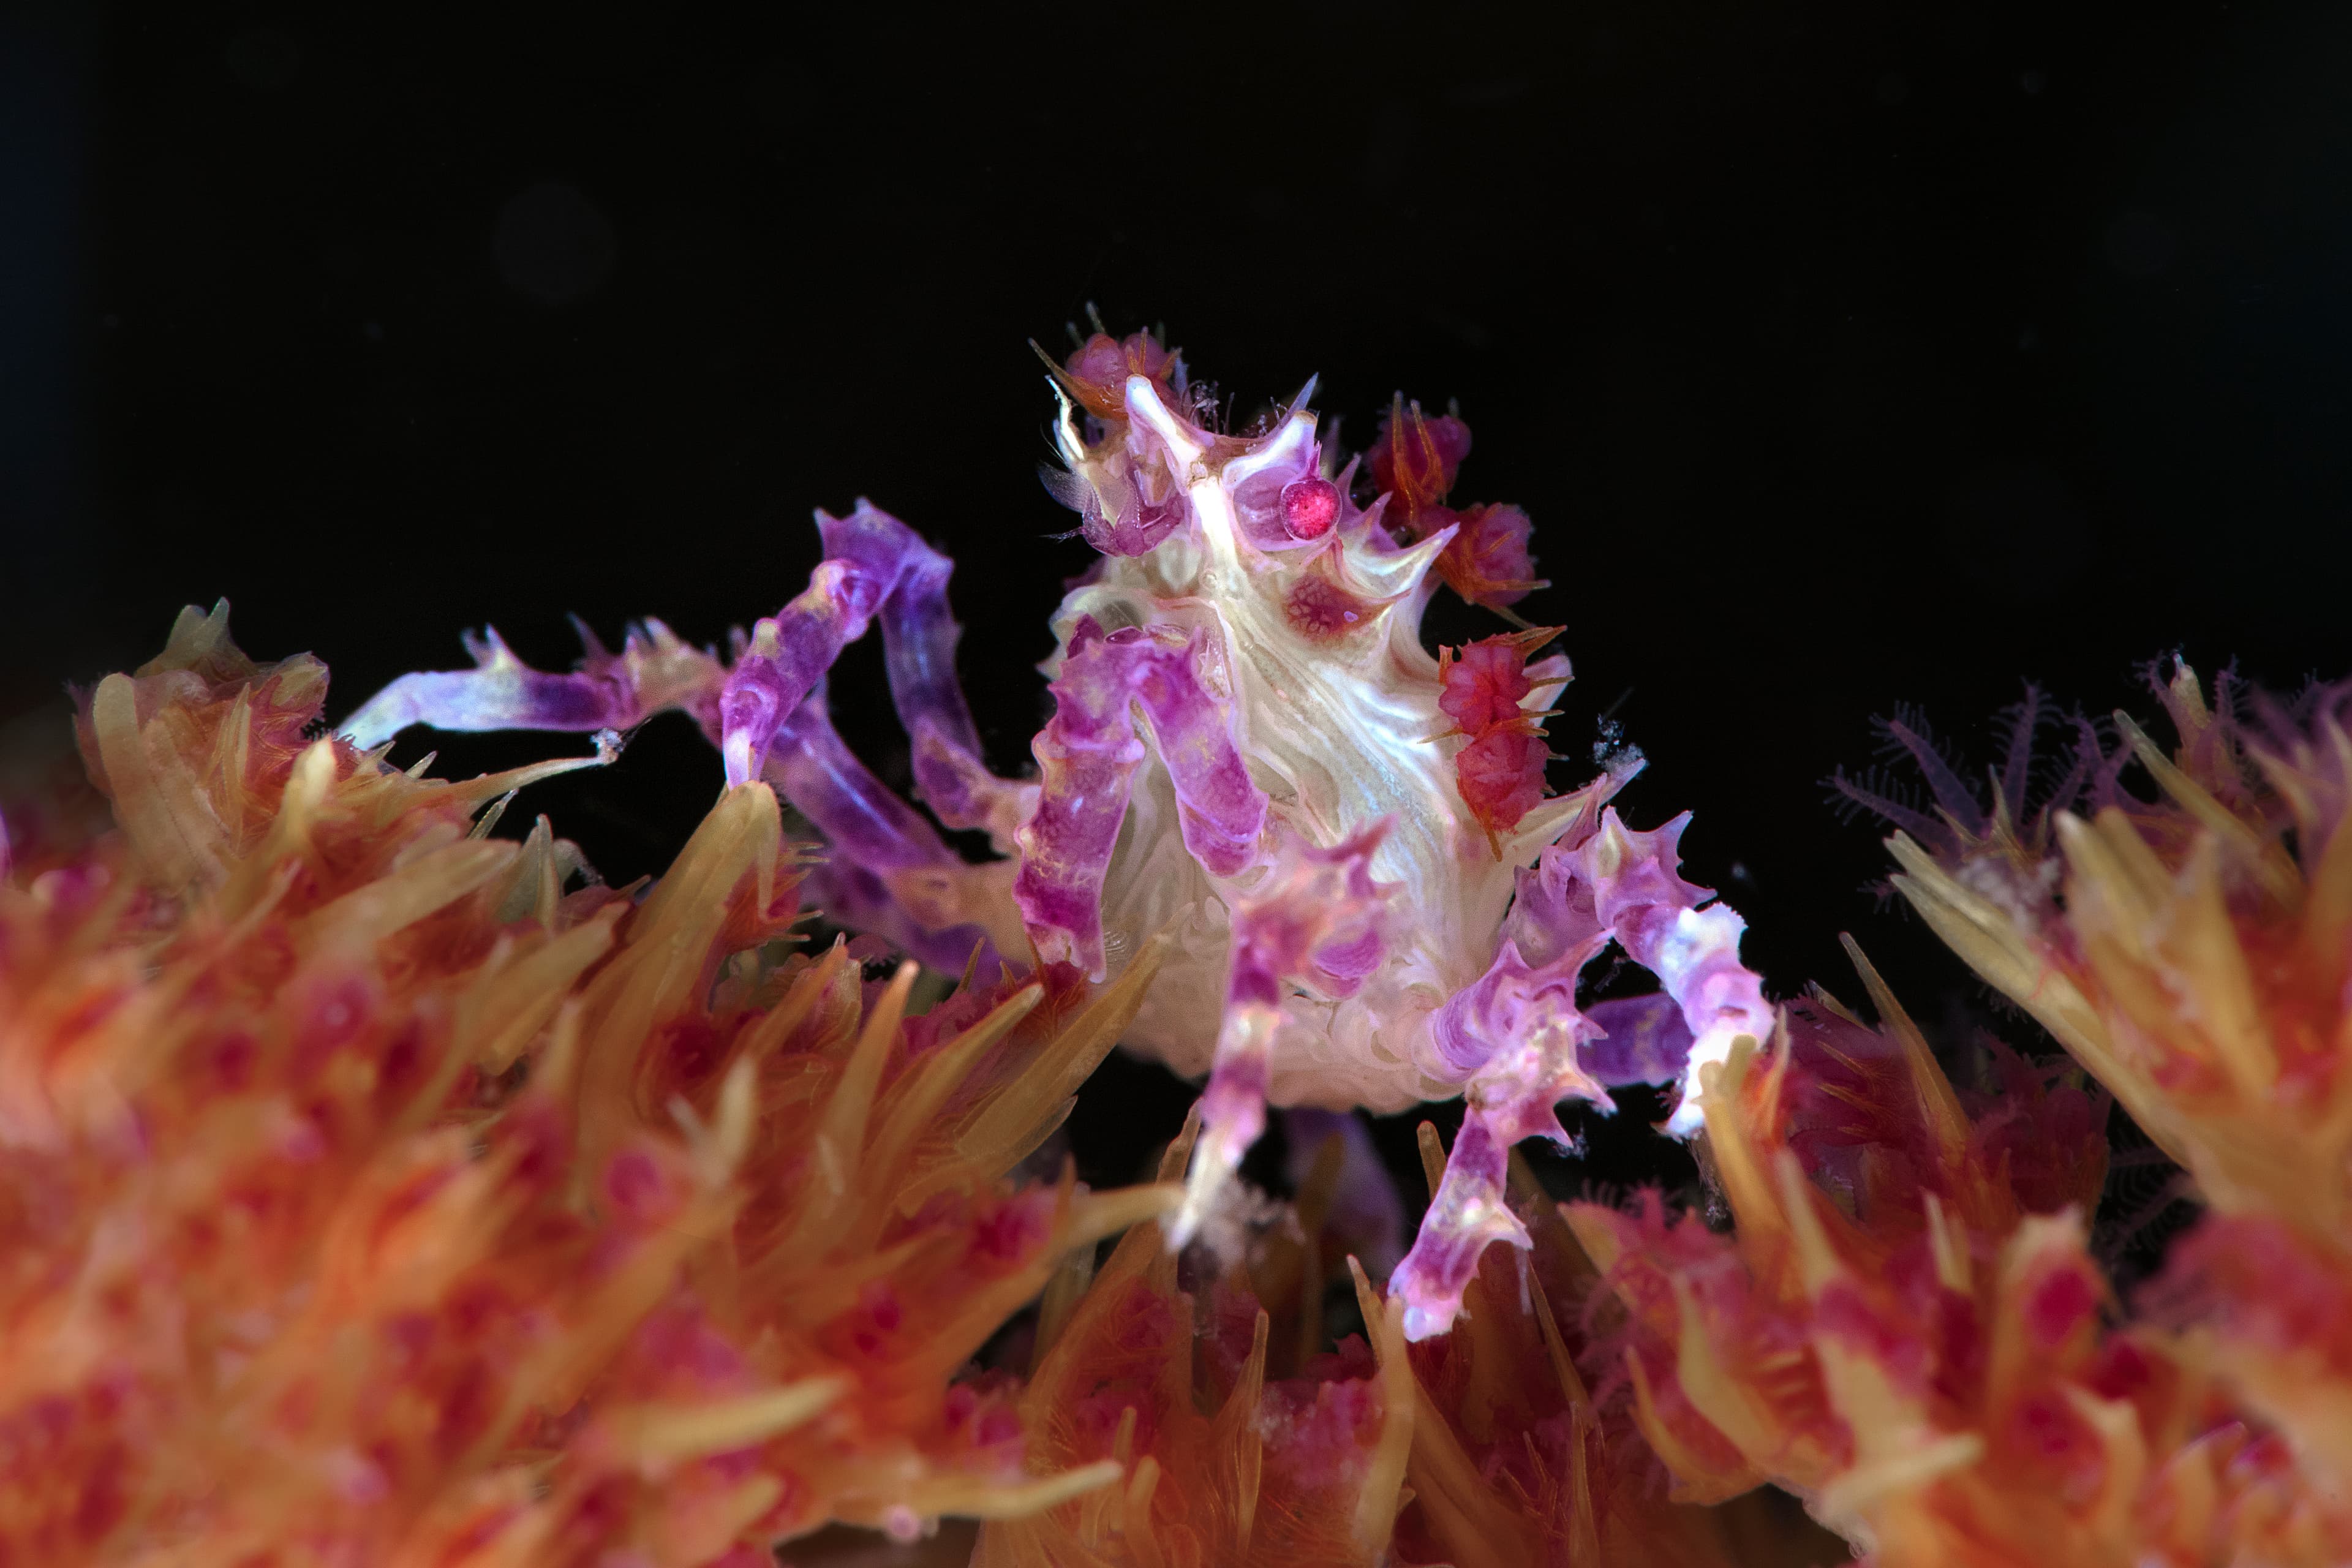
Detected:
[
  {"left": 1436, "top": 636, "right": 1539, "bottom": 734},
  {"left": 1367, "top": 395, "right": 1472, "bottom": 533},
  {"left": 1436, "top": 629, "right": 1563, "bottom": 849},
  {"left": 1455, "top": 729, "right": 1550, "bottom": 838},
  {"left": 1059, "top": 330, "right": 1182, "bottom": 421},
  {"left": 1436, "top": 501, "right": 1543, "bottom": 610}
]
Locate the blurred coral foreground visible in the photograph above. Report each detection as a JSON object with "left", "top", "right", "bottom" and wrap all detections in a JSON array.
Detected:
[
  {"left": 6, "top": 346, "right": 2352, "bottom": 1568},
  {"left": 9, "top": 618, "right": 2352, "bottom": 1568}
]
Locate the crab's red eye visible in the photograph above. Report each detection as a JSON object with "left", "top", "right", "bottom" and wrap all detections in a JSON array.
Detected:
[{"left": 1280, "top": 477, "right": 1340, "bottom": 540}]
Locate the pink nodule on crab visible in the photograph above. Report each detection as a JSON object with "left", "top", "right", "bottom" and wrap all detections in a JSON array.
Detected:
[{"left": 342, "top": 328, "right": 1774, "bottom": 1338}]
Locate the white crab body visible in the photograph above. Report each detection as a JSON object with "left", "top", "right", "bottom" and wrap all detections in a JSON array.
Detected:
[{"left": 1047, "top": 379, "right": 1585, "bottom": 1112}]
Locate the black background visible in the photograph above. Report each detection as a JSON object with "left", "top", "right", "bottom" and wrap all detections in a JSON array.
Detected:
[{"left": 7, "top": 2, "right": 2350, "bottom": 1206}]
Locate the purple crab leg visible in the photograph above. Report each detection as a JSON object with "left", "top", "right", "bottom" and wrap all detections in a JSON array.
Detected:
[
  {"left": 1011, "top": 618, "right": 1152, "bottom": 976},
  {"left": 767, "top": 682, "right": 954, "bottom": 873},
  {"left": 762, "top": 687, "right": 1010, "bottom": 973},
  {"left": 1565, "top": 809, "right": 1776, "bottom": 1136},
  {"left": 800, "top": 858, "right": 1012, "bottom": 976},
  {"left": 848, "top": 497, "right": 1041, "bottom": 850},
  {"left": 342, "top": 502, "right": 1002, "bottom": 807},
  {"left": 812, "top": 504, "right": 1000, "bottom": 827},
  {"left": 729, "top": 497, "right": 1048, "bottom": 809},
  {"left": 1169, "top": 825, "right": 1395, "bottom": 1248},
  {"left": 910, "top": 722, "right": 1038, "bottom": 855},
  {"left": 1282, "top": 1107, "right": 1409, "bottom": 1278},
  {"left": 1393, "top": 1117, "right": 1516, "bottom": 1335},
  {"left": 1391, "top": 805, "right": 1774, "bottom": 1339},
  {"left": 1394, "top": 932, "right": 1614, "bottom": 1339},
  {"left": 1466, "top": 805, "right": 1773, "bottom": 1136},
  {"left": 341, "top": 620, "right": 725, "bottom": 749},
  {"left": 1579, "top": 993, "right": 1698, "bottom": 1088},
  {"left": 1013, "top": 617, "right": 1269, "bottom": 979},
  {"left": 719, "top": 579, "right": 868, "bottom": 788},
  {"left": 340, "top": 502, "right": 1031, "bottom": 972}
]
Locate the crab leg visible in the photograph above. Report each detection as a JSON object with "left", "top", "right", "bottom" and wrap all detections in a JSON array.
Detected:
[
  {"left": 342, "top": 503, "right": 1030, "bottom": 968},
  {"left": 1169, "top": 825, "right": 1395, "bottom": 1248},
  {"left": 1391, "top": 805, "right": 1775, "bottom": 1339},
  {"left": 341, "top": 500, "right": 981, "bottom": 797},
  {"left": 1394, "top": 934, "right": 1615, "bottom": 1339},
  {"left": 1561, "top": 809, "right": 1777, "bottom": 1136},
  {"left": 1013, "top": 616, "right": 1268, "bottom": 979},
  {"left": 766, "top": 681, "right": 953, "bottom": 872},
  {"left": 342, "top": 619, "right": 725, "bottom": 749},
  {"left": 808, "top": 503, "right": 1012, "bottom": 837},
  {"left": 719, "top": 503, "right": 965, "bottom": 788},
  {"left": 762, "top": 687, "right": 1014, "bottom": 973}
]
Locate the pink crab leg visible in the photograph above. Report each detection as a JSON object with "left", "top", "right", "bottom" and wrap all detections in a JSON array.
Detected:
[
  {"left": 1390, "top": 805, "right": 1774, "bottom": 1339},
  {"left": 1474, "top": 805, "right": 1773, "bottom": 1135},
  {"left": 1170, "top": 824, "right": 1398, "bottom": 1248},
  {"left": 1013, "top": 617, "right": 1268, "bottom": 979},
  {"left": 1012, "top": 618, "right": 1150, "bottom": 976}
]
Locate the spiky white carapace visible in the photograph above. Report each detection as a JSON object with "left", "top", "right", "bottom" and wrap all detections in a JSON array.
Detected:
[{"left": 1029, "top": 361, "right": 1602, "bottom": 1116}]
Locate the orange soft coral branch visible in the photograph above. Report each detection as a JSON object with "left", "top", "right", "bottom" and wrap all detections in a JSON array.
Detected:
[
  {"left": 0, "top": 606, "right": 1177, "bottom": 1565},
  {"left": 2141, "top": 1212, "right": 2352, "bottom": 1507},
  {"left": 987, "top": 1107, "right": 1787, "bottom": 1568},
  {"left": 1886, "top": 662, "right": 2352, "bottom": 1238},
  {"left": 1883, "top": 663, "right": 2352, "bottom": 1512},
  {"left": 1381, "top": 1129, "right": 1753, "bottom": 1568},
  {"left": 1563, "top": 974, "right": 2352, "bottom": 1567},
  {"left": 975, "top": 1119, "right": 1411, "bottom": 1568},
  {"left": 31, "top": 601, "right": 2352, "bottom": 1567}
]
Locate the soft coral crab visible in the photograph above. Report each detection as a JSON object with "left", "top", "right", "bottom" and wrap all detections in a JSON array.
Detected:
[{"left": 344, "top": 328, "right": 1773, "bottom": 1338}]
